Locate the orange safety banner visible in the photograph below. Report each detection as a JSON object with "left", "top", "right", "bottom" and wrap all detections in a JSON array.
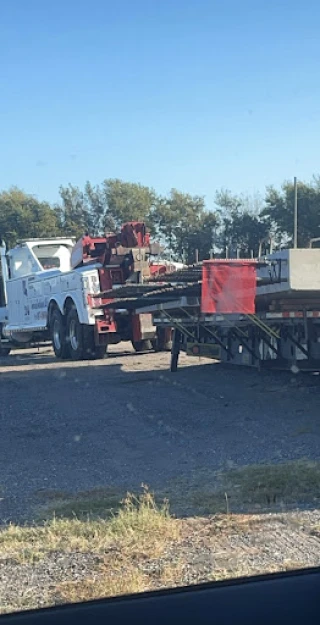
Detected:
[{"left": 201, "top": 260, "right": 257, "bottom": 314}]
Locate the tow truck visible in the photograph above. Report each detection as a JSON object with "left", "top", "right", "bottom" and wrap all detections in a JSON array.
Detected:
[{"left": 0, "top": 222, "right": 172, "bottom": 359}]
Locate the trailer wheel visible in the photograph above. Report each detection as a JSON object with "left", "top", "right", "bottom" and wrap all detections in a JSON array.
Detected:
[
  {"left": 67, "top": 308, "right": 85, "bottom": 361},
  {"left": 132, "top": 339, "right": 153, "bottom": 352},
  {"left": 50, "top": 309, "right": 69, "bottom": 359}
]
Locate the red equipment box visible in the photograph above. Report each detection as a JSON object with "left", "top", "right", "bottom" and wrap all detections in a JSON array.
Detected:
[{"left": 201, "top": 259, "right": 257, "bottom": 314}]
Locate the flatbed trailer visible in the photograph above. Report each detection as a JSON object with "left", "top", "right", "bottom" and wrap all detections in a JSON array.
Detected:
[
  {"left": 137, "top": 297, "right": 320, "bottom": 373},
  {"left": 78, "top": 253, "right": 320, "bottom": 374}
]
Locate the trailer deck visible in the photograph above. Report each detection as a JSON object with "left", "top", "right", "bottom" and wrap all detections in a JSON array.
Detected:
[{"left": 135, "top": 293, "right": 320, "bottom": 372}]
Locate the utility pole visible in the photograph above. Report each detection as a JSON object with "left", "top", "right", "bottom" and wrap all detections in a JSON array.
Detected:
[{"left": 293, "top": 176, "right": 298, "bottom": 248}]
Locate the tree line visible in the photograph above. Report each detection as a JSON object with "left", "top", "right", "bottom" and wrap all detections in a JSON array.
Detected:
[{"left": 1, "top": 176, "right": 320, "bottom": 263}]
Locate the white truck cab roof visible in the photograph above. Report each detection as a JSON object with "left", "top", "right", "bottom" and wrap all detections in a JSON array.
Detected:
[{"left": 7, "top": 238, "right": 75, "bottom": 279}]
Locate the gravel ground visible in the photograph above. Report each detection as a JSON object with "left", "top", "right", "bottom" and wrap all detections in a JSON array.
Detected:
[
  {"left": 0, "top": 551, "right": 103, "bottom": 612},
  {"left": 1, "top": 344, "right": 320, "bottom": 523},
  {"left": 1, "top": 510, "right": 320, "bottom": 613},
  {"left": 163, "top": 509, "right": 320, "bottom": 584}
]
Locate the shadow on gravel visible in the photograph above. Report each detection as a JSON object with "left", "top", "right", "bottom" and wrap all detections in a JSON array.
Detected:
[
  {"left": 0, "top": 350, "right": 57, "bottom": 367},
  {"left": 0, "top": 348, "right": 145, "bottom": 368},
  {"left": 1, "top": 351, "right": 320, "bottom": 526}
]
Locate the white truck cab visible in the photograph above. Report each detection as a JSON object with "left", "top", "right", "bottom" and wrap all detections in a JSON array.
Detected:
[{"left": 0, "top": 238, "right": 104, "bottom": 358}]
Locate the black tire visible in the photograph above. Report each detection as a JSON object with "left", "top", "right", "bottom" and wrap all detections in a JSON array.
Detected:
[
  {"left": 67, "top": 308, "right": 104, "bottom": 361},
  {"left": 66, "top": 308, "right": 85, "bottom": 361},
  {"left": 132, "top": 339, "right": 153, "bottom": 352},
  {"left": 50, "top": 309, "right": 69, "bottom": 359}
]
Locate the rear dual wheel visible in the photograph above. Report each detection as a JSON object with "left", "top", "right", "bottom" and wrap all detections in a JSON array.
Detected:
[
  {"left": 67, "top": 308, "right": 106, "bottom": 361},
  {"left": 67, "top": 309, "right": 84, "bottom": 360},
  {"left": 51, "top": 309, "right": 69, "bottom": 359},
  {"left": 51, "top": 308, "right": 106, "bottom": 361}
]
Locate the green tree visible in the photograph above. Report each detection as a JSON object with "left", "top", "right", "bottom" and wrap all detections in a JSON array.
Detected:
[
  {"left": 152, "top": 189, "right": 217, "bottom": 262},
  {"left": 103, "top": 179, "right": 156, "bottom": 231},
  {"left": 187, "top": 210, "right": 220, "bottom": 262},
  {"left": 83, "top": 181, "right": 117, "bottom": 234},
  {"left": 58, "top": 179, "right": 158, "bottom": 238},
  {"left": 0, "top": 187, "right": 61, "bottom": 248},
  {"left": 214, "top": 189, "right": 270, "bottom": 257},
  {"left": 58, "top": 184, "right": 91, "bottom": 238},
  {"left": 262, "top": 178, "right": 320, "bottom": 247},
  {"left": 224, "top": 211, "right": 270, "bottom": 257}
]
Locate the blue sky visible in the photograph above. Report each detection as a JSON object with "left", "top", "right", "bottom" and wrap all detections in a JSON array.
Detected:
[{"left": 1, "top": 0, "right": 320, "bottom": 207}]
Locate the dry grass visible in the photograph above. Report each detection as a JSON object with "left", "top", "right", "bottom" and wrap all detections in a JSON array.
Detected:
[
  {"left": 56, "top": 558, "right": 193, "bottom": 606},
  {"left": 56, "top": 569, "right": 150, "bottom": 605},
  {"left": 0, "top": 488, "right": 178, "bottom": 564},
  {"left": 0, "top": 488, "right": 184, "bottom": 612},
  {"left": 1, "top": 461, "right": 320, "bottom": 613}
]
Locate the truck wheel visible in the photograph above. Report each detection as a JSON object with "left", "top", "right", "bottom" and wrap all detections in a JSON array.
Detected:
[
  {"left": 66, "top": 308, "right": 84, "bottom": 361},
  {"left": 67, "top": 312, "right": 106, "bottom": 361},
  {"left": 132, "top": 339, "right": 153, "bottom": 352},
  {"left": 50, "top": 309, "right": 69, "bottom": 359}
]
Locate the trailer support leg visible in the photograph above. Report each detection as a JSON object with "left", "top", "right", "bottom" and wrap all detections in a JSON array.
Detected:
[{"left": 170, "top": 329, "right": 181, "bottom": 372}]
